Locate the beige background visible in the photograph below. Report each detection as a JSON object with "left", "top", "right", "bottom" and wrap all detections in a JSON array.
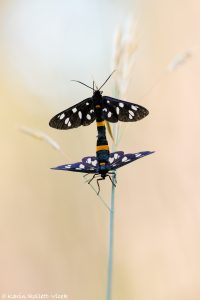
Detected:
[{"left": 0, "top": 0, "right": 200, "bottom": 299}]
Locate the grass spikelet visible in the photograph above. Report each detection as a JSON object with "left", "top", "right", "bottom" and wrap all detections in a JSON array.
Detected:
[
  {"left": 19, "top": 126, "right": 69, "bottom": 158},
  {"left": 112, "top": 18, "right": 139, "bottom": 98},
  {"left": 167, "top": 50, "right": 193, "bottom": 72},
  {"left": 19, "top": 126, "right": 61, "bottom": 150},
  {"left": 109, "top": 18, "right": 139, "bottom": 147}
]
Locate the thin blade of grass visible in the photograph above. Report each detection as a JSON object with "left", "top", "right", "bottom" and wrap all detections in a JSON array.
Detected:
[{"left": 105, "top": 121, "right": 115, "bottom": 144}]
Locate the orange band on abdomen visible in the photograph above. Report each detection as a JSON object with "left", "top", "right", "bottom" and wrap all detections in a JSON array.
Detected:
[
  {"left": 96, "top": 121, "right": 105, "bottom": 127},
  {"left": 96, "top": 145, "right": 109, "bottom": 151},
  {"left": 95, "top": 105, "right": 101, "bottom": 108}
]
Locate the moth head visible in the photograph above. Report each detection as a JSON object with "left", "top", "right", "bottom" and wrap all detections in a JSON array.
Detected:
[{"left": 93, "top": 90, "right": 103, "bottom": 97}]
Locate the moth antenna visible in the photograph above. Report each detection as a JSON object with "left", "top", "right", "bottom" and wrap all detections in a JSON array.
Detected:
[
  {"left": 99, "top": 70, "right": 116, "bottom": 90},
  {"left": 93, "top": 80, "right": 94, "bottom": 93},
  {"left": 71, "top": 80, "right": 93, "bottom": 90}
]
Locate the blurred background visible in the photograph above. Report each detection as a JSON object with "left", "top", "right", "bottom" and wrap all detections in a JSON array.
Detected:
[{"left": 0, "top": 0, "right": 200, "bottom": 299}]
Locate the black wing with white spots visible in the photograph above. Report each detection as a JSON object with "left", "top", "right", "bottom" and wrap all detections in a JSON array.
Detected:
[
  {"left": 51, "top": 161, "right": 97, "bottom": 174},
  {"left": 81, "top": 151, "right": 125, "bottom": 169},
  {"left": 49, "top": 98, "right": 95, "bottom": 130},
  {"left": 82, "top": 156, "right": 98, "bottom": 168},
  {"left": 108, "top": 151, "right": 125, "bottom": 164},
  {"left": 109, "top": 151, "right": 154, "bottom": 170},
  {"left": 102, "top": 96, "right": 149, "bottom": 123},
  {"left": 51, "top": 151, "right": 154, "bottom": 174}
]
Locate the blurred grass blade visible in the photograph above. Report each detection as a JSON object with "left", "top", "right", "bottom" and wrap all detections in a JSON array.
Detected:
[
  {"left": 19, "top": 126, "right": 61, "bottom": 150},
  {"left": 105, "top": 121, "right": 115, "bottom": 144},
  {"left": 167, "top": 50, "right": 192, "bottom": 72}
]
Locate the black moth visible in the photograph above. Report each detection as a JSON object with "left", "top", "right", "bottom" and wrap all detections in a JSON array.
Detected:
[
  {"left": 51, "top": 151, "right": 154, "bottom": 194},
  {"left": 49, "top": 71, "right": 149, "bottom": 130}
]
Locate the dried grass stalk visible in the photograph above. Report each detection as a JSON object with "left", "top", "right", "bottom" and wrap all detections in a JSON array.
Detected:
[{"left": 106, "top": 18, "right": 139, "bottom": 300}]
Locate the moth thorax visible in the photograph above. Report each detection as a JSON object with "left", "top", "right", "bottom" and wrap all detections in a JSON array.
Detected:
[{"left": 93, "top": 91, "right": 102, "bottom": 106}]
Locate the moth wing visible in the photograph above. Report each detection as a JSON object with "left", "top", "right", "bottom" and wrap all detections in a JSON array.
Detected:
[
  {"left": 49, "top": 98, "right": 95, "bottom": 130},
  {"left": 108, "top": 151, "right": 124, "bottom": 164},
  {"left": 82, "top": 156, "right": 99, "bottom": 168},
  {"left": 51, "top": 161, "right": 97, "bottom": 173},
  {"left": 102, "top": 96, "right": 149, "bottom": 122},
  {"left": 109, "top": 151, "right": 154, "bottom": 170}
]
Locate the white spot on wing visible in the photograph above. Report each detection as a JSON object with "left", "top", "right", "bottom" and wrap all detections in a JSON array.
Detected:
[
  {"left": 107, "top": 100, "right": 110, "bottom": 103},
  {"left": 114, "top": 153, "right": 119, "bottom": 159},
  {"left": 86, "top": 102, "right": 89, "bottom": 106},
  {"left": 122, "top": 156, "right": 128, "bottom": 162},
  {"left": 65, "top": 117, "right": 69, "bottom": 124},
  {"left": 72, "top": 108, "right": 77, "bottom": 113},
  {"left": 131, "top": 105, "right": 138, "bottom": 111},
  {"left": 135, "top": 153, "right": 142, "bottom": 157},
  {"left": 90, "top": 109, "right": 94, "bottom": 113},
  {"left": 65, "top": 165, "right": 71, "bottom": 168},
  {"left": 92, "top": 160, "right": 97, "bottom": 166},
  {"left": 107, "top": 112, "right": 112, "bottom": 118},
  {"left": 78, "top": 111, "right": 82, "bottom": 119},
  {"left": 119, "top": 102, "right": 124, "bottom": 108},
  {"left": 86, "top": 158, "right": 92, "bottom": 164},
  {"left": 109, "top": 157, "right": 114, "bottom": 164},
  {"left": 129, "top": 110, "right": 135, "bottom": 116},
  {"left": 86, "top": 114, "right": 91, "bottom": 120},
  {"left": 116, "top": 107, "right": 120, "bottom": 115},
  {"left": 59, "top": 113, "right": 65, "bottom": 119},
  {"left": 79, "top": 164, "right": 85, "bottom": 169},
  {"left": 129, "top": 114, "right": 133, "bottom": 119},
  {"left": 68, "top": 121, "right": 71, "bottom": 127},
  {"left": 103, "top": 108, "right": 107, "bottom": 112}
]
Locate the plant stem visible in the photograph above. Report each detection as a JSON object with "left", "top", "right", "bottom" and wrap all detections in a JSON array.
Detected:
[
  {"left": 106, "top": 180, "right": 115, "bottom": 300},
  {"left": 106, "top": 123, "right": 118, "bottom": 300}
]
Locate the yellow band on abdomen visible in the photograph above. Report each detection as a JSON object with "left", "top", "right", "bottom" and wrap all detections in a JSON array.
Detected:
[
  {"left": 96, "top": 121, "right": 105, "bottom": 127},
  {"left": 96, "top": 145, "right": 109, "bottom": 151},
  {"left": 100, "top": 162, "right": 106, "bottom": 166}
]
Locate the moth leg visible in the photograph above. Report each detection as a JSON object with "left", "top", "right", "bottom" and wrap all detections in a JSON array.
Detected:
[
  {"left": 88, "top": 173, "right": 98, "bottom": 185},
  {"left": 83, "top": 173, "right": 94, "bottom": 184},
  {"left": 107, "top": 174, "right": 117, "bottom": 187},
  {"left": 83, "top": 173, "right": 90, "bottom": 178},
  {"left": 96, "top": 177, "right": 105, "bottom": 195},
  {"left": 108, "top": 171, "right": 117, "bottom": 184}
]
